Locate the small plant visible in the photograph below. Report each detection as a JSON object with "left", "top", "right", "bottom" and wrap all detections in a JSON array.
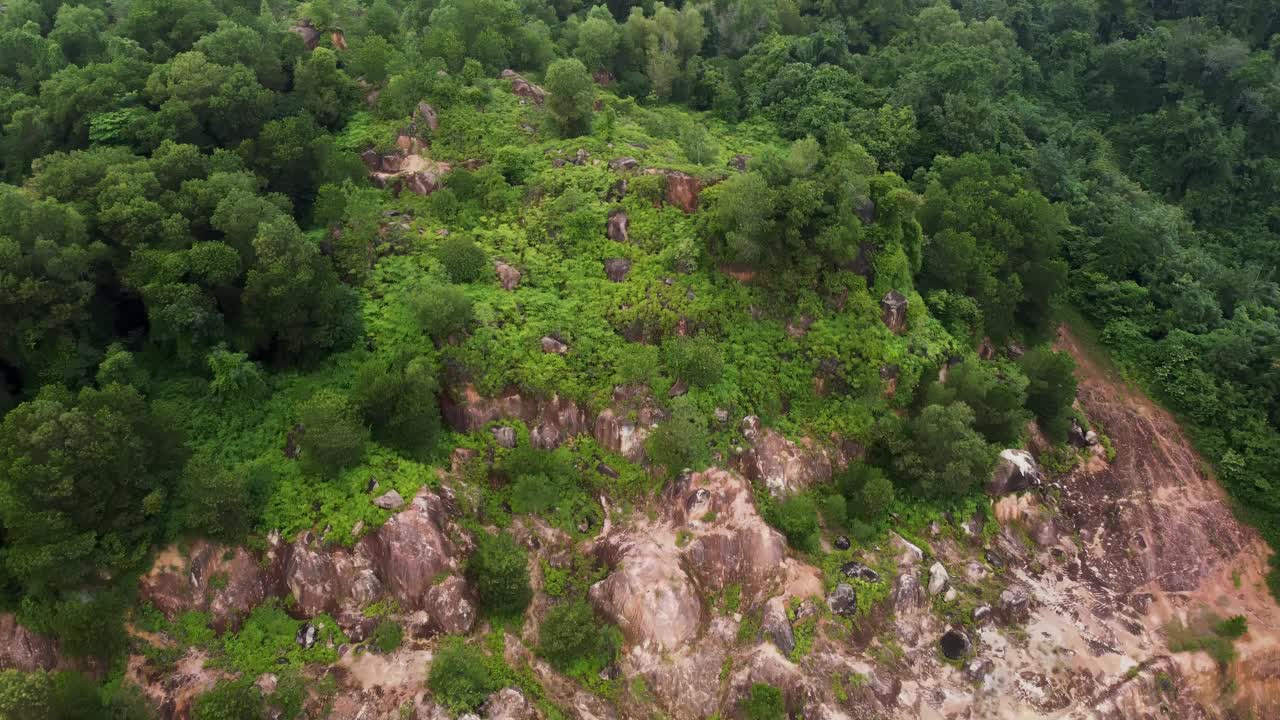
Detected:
[
  {"left": 372, "top": 620, "right": 403, "bottom": 653},
  {"left": 741, "top": 683, "right": 785, "bottom": 720}
]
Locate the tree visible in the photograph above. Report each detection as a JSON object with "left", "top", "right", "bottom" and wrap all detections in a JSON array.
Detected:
[
  {"left": 352, "top": 349, "right": 443, "bottom": 458},
  {"left": 925, "top": 361, "right": 1029, "bottom": 445},
  {"left": 49, "top": 5, "right": 108, "bottom": 65},
  {"left": 409, "top": 283, "right": 475, "bottom": 342},
  {"left": 296, "top": 390, "right": 368, "bottom": 477},
  {"left": 537, "top": 599, "right": 619, "bottom": 675},
  {"left": 891, "top": 403, "right": 996, "bottom": 501},
  {"left": 466, "top": 532, "right": 532, "bottom": 618},
  {"left": 240, "top": 216, "right": 360, "bottom": 363},
  {"left": 0, "top": 384, "right": 185, "bottom": 595},
  {"left": 427, "top": 637, "right": 499, "bottom": 714},
  {"left": 177, "top": 457, "right": 261, "bottom": 543},
  {"left": 544, "top": 58, "right": 594, "bottom": 137},
  {"left": 645, "top": 397, "right": 712, "bottom": 473},
  {"left": 293, "top": 47, "right": 359, "bottom": 129},
  {"left": 771, "top": 494, "right": 820, "bottom": 552},
  {"left": 1020, "top": 348, "right": 1078, "bottom": 441}
]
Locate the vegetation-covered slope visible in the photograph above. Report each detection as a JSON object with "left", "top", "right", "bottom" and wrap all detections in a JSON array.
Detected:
[{"left": 0, "top": 0, "right": 1278, "bottom": 716}]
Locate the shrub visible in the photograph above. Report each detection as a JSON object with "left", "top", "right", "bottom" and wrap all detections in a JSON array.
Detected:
[
  {"left": 663, "top": 336, "right": 724, "bottom": 388},
  {"left": 772, "top": 495, "right": 819, "bottom": 552},
  {"left": 465, "top": 533, "right": 532, "bottom": 618},
  {"left": 645, "top": 397, "right": 711, "bottom": 473},
  {"left": 371, "top": 620, "right": 403, "bottom": 653},
  {"left": 352, "top": 349, "right": 443, "bottom": 458},
  {"left": 427, "top": 637, "right": 499, "bottom": 714},
  {"left": 437, "top": 236, "right": 487, "bottom": 283},
  {"left": 741, "top": 683, "right": 785, "bottom": 720},
  {"left": 409, "top": 283, "right": 474, "bottom": 342},
  {"left": 819, "top": 493, "right": 847, "bottom": 530},
  {"left": 859, "top": 471, "right": 896, "bottom": 523},
  {"left": 537, "top": 599, "right": 619, "bottom": 676},
  {"left": 192, "top": 678, "right": 264, "bottom": 720},
  {"left": 177, "top": 457, "right": 264, "bottom": 543},
  {"left": 297, "top": 389, "right": 369, "bottom": 477}
]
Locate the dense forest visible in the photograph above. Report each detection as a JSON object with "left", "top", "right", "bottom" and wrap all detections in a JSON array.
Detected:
[{"left": 0, "top": 0, "right": 1278, "bottom": 715}]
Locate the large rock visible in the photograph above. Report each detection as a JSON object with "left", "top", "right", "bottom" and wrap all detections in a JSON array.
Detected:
[
  {"left": 290, "top": 22, "right": 320, "bottom": 49},
  {"left": 737, "top": 416, "right": 836, "bottom": 499},
  {"left": 663, "top": 171, "right": 700, "bottom": 213},
  {"left": 606, "top": 210, "right": 629, "bottom": 243},
  {"left": 880, "top": 290, "right": 908, "bottom": 333},
  {"left": 987, "top": 449, "right": 1044, "bottom": 496},
  {"left": 483, "top": 688, "right": 535, "bottom": 720},
  {"left": 827, "top": 583, "right": 858, "bottom": 617},
  {"left": 441, "top": 384, "right": 590, "bottom": 451},
  {"left": 892, "top": 572, "right": 924, "bottom": 612},
  {"left": 500, "top": 69, "right": 546, "bottom": 104},
  {"left": 928, "top": 562, "right": 950, "bottom": 596},
  {"left": 414, "top": 101, "right": 439, "bottom": 132},
  {"left": 0, "top": 614, "right": 59, "bottom": 671},
  {"left": 284, "top": 534, "right": 381, "bottom": 618},
  {"left": 588, "top": 535, "right": 703, "bottom": 651},
  {"left": 494, "top": 261, "right": 521, "bottom": 290},
  {"left": 761, "top": 597, "right": 795, "bottom": 656},
  {"left": 363, "top": 488, "right": 459, "bottom": 611},
  {"left": 603, "top": 258, "right": 631, "bottom": 282},
  {"left": 139, "top": 541, "right": 285, "bottom": 633},
  {"left": 939, "top": 627, "right": 972, "bottom": 659}
]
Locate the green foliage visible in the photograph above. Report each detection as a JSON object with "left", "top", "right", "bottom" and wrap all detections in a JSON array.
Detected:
[
  {"left": 741, "top": 683, "right": 785, "bottom": 720},
  {"left": 297, "top": 389, "right": 368, "bottom": 477},
  {"left": 408, "top": 282, "right": 475, "bottom": 342},
  {"left": 537, "top": 599, "right": 619, "bottom": 677},
  {"left": 466, "top": 532, "right": 532, "bottom": 619},
  {"left": 372, "top": 620, "right": 404, "bottom": 653},
  {"left": 771, "top": 494, "right": 820, "bottom": 553},
  {"left": 545, "top": 58, "right": 595, "bottom": 137},
  {"left": 925, "top": 360, "right": 1028, "bottom": 446},
  {"left": 192, "top": 678, "right": 263, "bottom": 720},
  {"left": 645, "top": 397, "right": 712, "bottom": 473},
  {"left": 436, "top": 236, "right": 488, "bottom": 283},
  {"left": 427, "top": 637, "right": 501, "bottom": 714},
  {"left": 219, "top": 603, "right": 346, "bottom": 675},
  {"left": 1020, "top": 348, "right": 1078, "bottom": 441},
  {"left": 663, "top": 335, "right": 724, "bottom": 388},
  {"left": 891, "top": 403, "right": 996, "bottom": 501},
  {"left": 176, "top": 456, "right": 262, "bottom": 543},
  {"left": 352, "top": 349, "right": 442, "bottom": 459}
]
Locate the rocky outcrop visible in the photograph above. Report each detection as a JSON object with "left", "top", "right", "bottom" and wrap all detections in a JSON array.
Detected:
[
  {"left": 987, "top": 449, "right": 1044, "bottom": 495},
  {"left": 139, "top": 541, "right": 286, "bottom": 633},
  {"left": 606, "top": 210, "right": 629, "bottom": 243},
  {"left": 737, "top": 416, "right": 838, "bottom": 499},
  {"left": 589, "top": 534, "right": 703, "bottom": 651},
  {"left": 365, "top": 149, "right": 452, "bottom": 197},
  {"left": 880, "top": 290, "right": 908, "bottom": 333},
  {"left": 363, "top": 488, "right": 462, "bottom": 611},
  {"left": 440, "top": 384, "right": 590, "bottom": 451},
  {"left": 662, "top": 171, "right": 700, "bottom": 213},
  {"left": 603, "top": 258, "right": 631, "bottom": 282},
  {"left": 284, "top": 533, "right": 381, "bottom": 620},
  {"left": 414, "top": 101, "right": 439, "bottom": 132},
  {"left": 494, "top": 261, "right": 521, "bottom": 290},
  {"left": 761, "top": 597, "right": 794, "bottom": 655},
  {"left": 290, "top": 21, "right": 320, "bottom": 49},
  {"left": 0, "top": 614, "right": 60, "bottom": 671},
  {"left": 500, "top": 69, "right": 546, "bottom": 104},
  {"left": 540, "top": 336, "right": 568, "bottom": 354}
]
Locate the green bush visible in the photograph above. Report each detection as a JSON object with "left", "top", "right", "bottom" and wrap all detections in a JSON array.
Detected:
[
  {"left": 192, "top": 678, "right": 264, "bottom": 720},
  {"left": 352, "top": 349, "right": 443, "bottom": 459},
  {"left": 741, "top": 683, "right": 785, "bottom": 720},
  {"left": 436, "top": 236, "right": 487, "bottom": 283},
  {"left": 371, "top": 620, "right": 403, "bottom": 653},
  {"left": 466, "top": 533, "right": 532, "bottom": 619},
  {"left": 663, "top": 336, "right": 724, "bottom": 388},
  {"left": 537, "top": 599, "right": 619, "bottom": 676},
  {"left": 645, "top": 397, "right": 711, "bottom": 473},
  {"left": 297, "top": 389, "right": 368, "bottom": 477},
  {"left": 771, "top": 495, "right": 820, "bottom": 553},
  {"left": 409, "top": 283, "right": 474, "bottom": 342},
  {"left": 427, "top": 637, "right": 500, "bottom": 714}
]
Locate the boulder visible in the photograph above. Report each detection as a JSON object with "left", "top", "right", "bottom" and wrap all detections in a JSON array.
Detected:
[
  {"left": 668, "top": 378, "right": 688, "bottom": 398},
  {"left": 138, "top": 541, "right": 284, "bottom": 633},
  {"left": 296, "top": 622, "right": 318, "bottom": 649},
  {"left": 737, "top": 416, "right": 836, "bottom": 499},
  {"left": 761, "top": 597, "right": 795, "bottom": 656},
  {"left": 927, "top": 562, "right": 950, "bottom": 596},
  {"left": 0, "top": 614, "right": 59, "bottom": 671},
  {"left": 663, "top": 171, "right": 700, "bottom": 213},
  {"left": 973, "top": 605, "right": 992, "bottom": 624},
  {"left": 541, "top": 336, "right": 569, "bottom": 354},
  {"left": 729, "top": 154, "right": 750, "bottom": 171},
  {"left": 609, "top": 157, "right": 639, "bottom": 171},
  {"left": 892, "top": 572, "right": 924, "bottom": 613},
  {"left": 500, "top": 69, "right": 546, "bottom": 104},
  {"left": 284, "top": 535, "right": 382, "bottom": 618},
  {"left": 880, "top": 290, "right": 908, "bottom": 333},
  {"left": 330, "top": 31, "right": 347, "bottom": 50},
  {"left": 589, "top": 536, "right": 703, "bottom": 651},
  {"left": 889, "top": 533, "right": 924, "bottom": 567},
  {"left": 855, "top": 197, "right": 876, "bottom": 225},
  {"left": 606, "top": 210, "right": 629, "bottom": 243},
  {"left": 939, "top": 627, "right": 971, "bottom": 659},
  {"left": 987, "top": 449, "right": 1044, "bottom": 496},
  {"left": 966, "top": 657, "right": 995, "bottom": 682},
  {"left": 839, "top": 562, "right": 880, "bottom": 583},
  {"left": 290, "top": 22, "right": 320, "bottom": 49},
  {"left": 1068, "top": 418, "right": 1089, "bottom": 448},
  {"left": 827, "top": 583, "right": 858, "bottom": 617},
  {"left": 997, "top": 587, "right": 1031, "bottom": 625},
  {"left": 362, "top": 488, "right": 459, "bottom": 610},
  {"left": 494, "top": 261, "right": 521, "bottom": 290},
  {"left": 834, "top": 536, "right": 850, "bottom": 551},
  {"left": 414, "top": 101, "right": 439, "bottom": 132},
  {"left": 603, "top": 258, "right": 631, "bottom": 282},
  {"left": 373, "top": 490, "right": 404, "bottom": 509},
  {"left": 492, "top": 426, "right": 517, "bottom": 448},
  {"left": 483, "top": 688, "right": 535, "bottom": 720}
]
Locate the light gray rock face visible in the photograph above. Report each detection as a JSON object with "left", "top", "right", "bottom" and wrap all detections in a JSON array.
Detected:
[
  {"left": 987, "top": 449, "right": 1044, "bottom": 495},
  {"left": 928, "top": 562, "right": 950, "bottom": 596}
]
